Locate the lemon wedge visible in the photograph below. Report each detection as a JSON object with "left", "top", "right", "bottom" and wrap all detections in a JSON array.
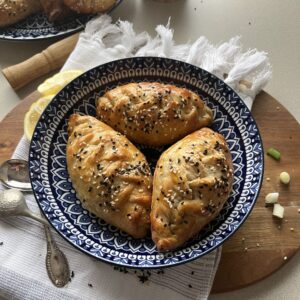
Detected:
[
  {"left": 37, "top": 70, "right": 83, "bottom": 96},
  {"left": 24, "top": 95, "right": 54, "bottom": 140}
]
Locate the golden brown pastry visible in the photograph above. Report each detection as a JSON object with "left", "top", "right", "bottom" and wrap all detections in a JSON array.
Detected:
[
  {"left": 151, "top": 128, "right": 233, "bottom": 251},
  {"left": 0, "top": 0, "right": 41, "bottom": 27},
  {"left": 40, "top": 0, "right": 73, "bottom": 23},
  {"left": 96, "top": 82, "right": 213, "bottom": 146},
  {"left": 63, "top": 0, "right": 116, "bottom": 14},
  {"left": 67, "top": 114, "right": 152, "bottom": 238}
]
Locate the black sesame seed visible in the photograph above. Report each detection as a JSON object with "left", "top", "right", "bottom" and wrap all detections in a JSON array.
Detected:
[
  {"left": 188, "top": 284, "right": 192, "bottom": 288},
  {"left": 138, "top": 275, "right": 149, "bottom": 283},
  {"left": 88, "top": 283, "right": 93, "bottom": 288},
  {"left": 71, "top": 271, "right": 75, "bottom": 278}
]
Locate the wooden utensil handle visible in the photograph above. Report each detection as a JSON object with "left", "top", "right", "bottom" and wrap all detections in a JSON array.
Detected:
[{"left": 2, "top": 33, "right": 80, "bottom": 91}]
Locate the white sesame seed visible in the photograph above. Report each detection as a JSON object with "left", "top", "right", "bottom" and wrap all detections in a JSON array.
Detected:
[
  {"left": 290, "top": 228, "right": 294, "bottom": 231},
  {"left": 284, "top": 256, "right": 287, "bottom": 260},
  {"left": 266, "top": 177, "right": 270, "bottom": 181}
]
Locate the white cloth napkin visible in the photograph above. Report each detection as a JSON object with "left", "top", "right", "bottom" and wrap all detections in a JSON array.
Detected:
[{"left": 0, "top": 15, "right": 271, "bottom": 300}]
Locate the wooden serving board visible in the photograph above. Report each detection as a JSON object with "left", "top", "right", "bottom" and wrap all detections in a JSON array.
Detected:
[{"left": 0, "top": 91, "right": 299, "bottom": 293}]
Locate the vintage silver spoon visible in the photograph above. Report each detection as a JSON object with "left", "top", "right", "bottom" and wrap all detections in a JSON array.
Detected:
[{"left": 0, "top": 160, "right": 70, "bottom": 287}]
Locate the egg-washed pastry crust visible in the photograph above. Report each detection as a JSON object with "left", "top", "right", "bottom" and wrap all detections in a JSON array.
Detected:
[
  {"left": 0, "top": 0, "right": 41, "bottom": 27},
  {"left": 96, "top": 82, "right": 213, "bottom": 146},
  {"left": 67, "top": 114, "right": 152, "bottom": 238},
  {"left": 63, "top": 0, "right": 116, "bottom": 14},
  {"left": 151, "top": 128, "right": 233, "bottom": 251}
]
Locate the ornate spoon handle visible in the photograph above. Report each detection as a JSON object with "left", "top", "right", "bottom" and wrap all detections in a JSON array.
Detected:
[{"left": 44, "top": 225, "right": 70, "bottom": 287}]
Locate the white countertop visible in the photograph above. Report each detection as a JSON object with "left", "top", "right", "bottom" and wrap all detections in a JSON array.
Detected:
[{"left": 0, "top": 0, "right": 299, "bottom": 299}]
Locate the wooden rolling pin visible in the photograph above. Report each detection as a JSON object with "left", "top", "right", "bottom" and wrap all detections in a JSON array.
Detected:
[{"left": 2, "top": 33, "right": 79, "bottom": 91}]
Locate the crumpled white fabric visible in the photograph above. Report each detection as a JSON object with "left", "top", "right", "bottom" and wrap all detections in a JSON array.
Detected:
[
  {"left": 63, "top": 15, "right": 272, "bottom": 109},
  {"left": 0, "top": 14, "right": 272, "bottom": 300}
]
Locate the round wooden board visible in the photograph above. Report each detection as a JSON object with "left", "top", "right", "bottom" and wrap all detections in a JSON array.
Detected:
[{"left": 0, "top": 91, "right": 299, "bottom": 293}]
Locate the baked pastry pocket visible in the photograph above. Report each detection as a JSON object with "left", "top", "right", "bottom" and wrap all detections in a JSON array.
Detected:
[
  {"left": 151, "top": 128, "right": 233, "bottom": 251},
  {"left": 96, "top": 82, "right": 213, "bottom": 146},
  {"left": 67, "top": 114, "right": 152, "bottom": 238}
]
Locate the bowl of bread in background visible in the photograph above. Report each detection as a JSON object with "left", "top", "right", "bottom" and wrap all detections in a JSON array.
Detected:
[{"left": 0, "top": 0, "right": 123, "bottom": 39}]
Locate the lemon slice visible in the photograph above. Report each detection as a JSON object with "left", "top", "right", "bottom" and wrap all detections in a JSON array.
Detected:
[
  {"left": 37, "top": 70, "right": 83, "bottom": 96},
  {"left": 24, "top": 95, "right": 54, "bottom": 140}
]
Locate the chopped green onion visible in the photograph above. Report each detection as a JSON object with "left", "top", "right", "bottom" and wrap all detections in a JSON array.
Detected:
[
  {"left": 273, "top": 203, "right": 284, "bottom": 219},
  {"left": 267, "top": 148, "right": 281, "bottom": 160}
]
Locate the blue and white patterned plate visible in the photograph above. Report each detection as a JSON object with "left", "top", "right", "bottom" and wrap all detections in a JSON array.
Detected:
[
  {"left": 0, "top": 0, "right": 123, "bottom": 40},
  {"left": 29, "top": 57, "right": 264, "bottom": 268}
]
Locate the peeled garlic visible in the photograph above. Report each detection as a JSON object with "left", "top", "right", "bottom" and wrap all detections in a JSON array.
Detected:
[
  {"left": 280, "top": 172, "right": 290, "bottom": 184},
  {"left": 265, "top": 192, "right": 279, "bottom": 204}
]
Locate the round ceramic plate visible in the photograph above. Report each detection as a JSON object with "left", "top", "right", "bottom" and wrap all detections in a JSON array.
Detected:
[
  {"left": 29, "top": 57, "right": 264, "bottom": 268},
  {"left": 0, "top": 0, "right": 123, "bottom": 40}
]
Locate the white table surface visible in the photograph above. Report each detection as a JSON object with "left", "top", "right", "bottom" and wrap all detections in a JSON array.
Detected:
[{"left": 0, "top": 0, "right": 299, "bottom": 299}]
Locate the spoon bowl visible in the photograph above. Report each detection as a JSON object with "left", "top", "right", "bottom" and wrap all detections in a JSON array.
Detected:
[
  {"left": 0, "top": 189, "right": 48, "bottom": 226},
  {"left": 0, "top": 159, "right": 31, "bottom": 191}
]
